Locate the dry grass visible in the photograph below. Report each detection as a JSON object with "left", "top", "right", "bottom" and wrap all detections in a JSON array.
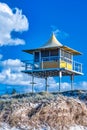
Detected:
[{"left": 0, "top": 91, "right": 87, "bottom": 129}]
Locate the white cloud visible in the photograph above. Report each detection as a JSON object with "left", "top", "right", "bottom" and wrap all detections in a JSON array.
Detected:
[
  {"left": 0, "top": 59, "right": 56, "bottom": 92},
  {"left": 0, "top": 59, "right": 29, "bottom": 85},
  {"left": 2, "top": 59, "right": 23, "bottom": 71},
  {"left": 75, "top": 81, "right": 87, "bottom": 90},
  {"left": 58, "top": 81, "right": 87, "bottom": 91},
  {"left": 0, "top": 54, "right": 3, "bottom": 60},
  {"left": 51, "top": 25, "right": 69, "bottom": 39},
  {"left": 0, "top": 59, "right": 45, "bottom": 90},
  {"left": 0, "top": 2, "right": 29, "bottom": 46},
  {"left": 80, "top": 81, "right": 87, "bottom": 87},
  {"left": 0, "top": 58, "right": 87, "bottom": 92}
]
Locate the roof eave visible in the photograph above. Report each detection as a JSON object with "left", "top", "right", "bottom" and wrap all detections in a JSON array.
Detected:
[
  {"left": 61, "top": 46, "right": 82, "bottom": 55},
  {"left": 22, "top": 45, "right": 82, "bottom": 55},
  {"left": 22, "top": 46, "right": 62, "bottom": 54},
  {"left": 22, "top": 49, "right": 34, "bottom": 54}
]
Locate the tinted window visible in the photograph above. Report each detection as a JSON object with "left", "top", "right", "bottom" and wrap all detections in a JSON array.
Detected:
[
  {"left": 41, "top": 50, "right": 49, "bottom": 57},
  {"left": 34, "top": 52, "right": 39, "bottom": 62},
  {"left": 50, "top": 49, "right": 58, "bottom": 56}
]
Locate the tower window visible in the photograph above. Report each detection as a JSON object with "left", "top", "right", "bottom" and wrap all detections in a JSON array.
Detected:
[
  {"left": 50, "top": 49, "right": 58, "bottom": 56},
  {"left": 34, "top": 52, "right": 39, "bottom": 62},
  {"left": 41, "top": 50, "right": 49, "bottom": 57}
]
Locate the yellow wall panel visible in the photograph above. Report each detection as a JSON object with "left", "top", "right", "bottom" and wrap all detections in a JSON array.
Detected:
[{"left": 60, "top": 61, "right": 72, "bottom": 70}]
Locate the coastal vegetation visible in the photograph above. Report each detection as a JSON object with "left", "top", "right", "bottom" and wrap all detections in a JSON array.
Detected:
[{"left": 0, "top": 90, "right": 87, "bottom": 130}]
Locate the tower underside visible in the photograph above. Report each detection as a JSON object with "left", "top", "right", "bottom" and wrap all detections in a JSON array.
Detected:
[
  {"left": 22, "top": 68, "right": 82, "bottom": 78},
  {"left": 22, "top": 68, "right": 83, "bottom": 92}
]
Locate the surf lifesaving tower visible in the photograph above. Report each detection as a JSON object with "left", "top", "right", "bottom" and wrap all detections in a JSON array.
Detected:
[{"left": 22, "top": 34, "right": 83, "bottom": 92}]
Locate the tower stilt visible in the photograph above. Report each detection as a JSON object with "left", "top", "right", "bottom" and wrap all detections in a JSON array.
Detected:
[
  {"left": 71, "top": 74, "right": 74, "bottom": 90},
  {"left": 45, "top": 77, "right": 48, "bottom": 91},
  {"left": 32, "top": 75, "right": 34, "bottom": 93},
  {"left": 30, "top": 73, "right": 34, "bottom": 93},
  {"left": 59, "top": 71, "right": 62, "bottom": 92}
]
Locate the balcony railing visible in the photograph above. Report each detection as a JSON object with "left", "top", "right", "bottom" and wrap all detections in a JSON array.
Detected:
[{"left": 22, "top": 56, "right": 82, "bottom": 73}]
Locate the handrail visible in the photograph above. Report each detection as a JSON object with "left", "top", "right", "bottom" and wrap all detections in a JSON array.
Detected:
[
  {"left": 22, "top": 57, "right": 82, "bottom": 73},
  {"left": 42, "top": 56, "right": 59, "bottom": 61},
  {"left": 22, "top": 59, "right": 33, "bottom": 63}
]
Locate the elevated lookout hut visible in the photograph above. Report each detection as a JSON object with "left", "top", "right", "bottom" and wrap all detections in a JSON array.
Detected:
[{"left": 22, "top": 34, "right": 83, "bottom": 92}]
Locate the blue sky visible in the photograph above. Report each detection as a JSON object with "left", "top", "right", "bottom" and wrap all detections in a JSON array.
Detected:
[{"left": 0, "top": 0, "right": 87, "bottom": 94}]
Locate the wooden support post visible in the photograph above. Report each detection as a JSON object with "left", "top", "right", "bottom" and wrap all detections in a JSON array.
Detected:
[
  {"left": 32, "top": 74, "right": 34, "bottom": 93},
  {"left": 59, "top": 71, "right": 62, "bottom": 92},
  {"left": 71, "top": 74, "right": 74, "bottom": 90},
  {"left": 30, "top": 73, "right": 35, "bottom": 93},
  {"left": 45, "top": 77, "right": 48, "bottom": 92}
]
